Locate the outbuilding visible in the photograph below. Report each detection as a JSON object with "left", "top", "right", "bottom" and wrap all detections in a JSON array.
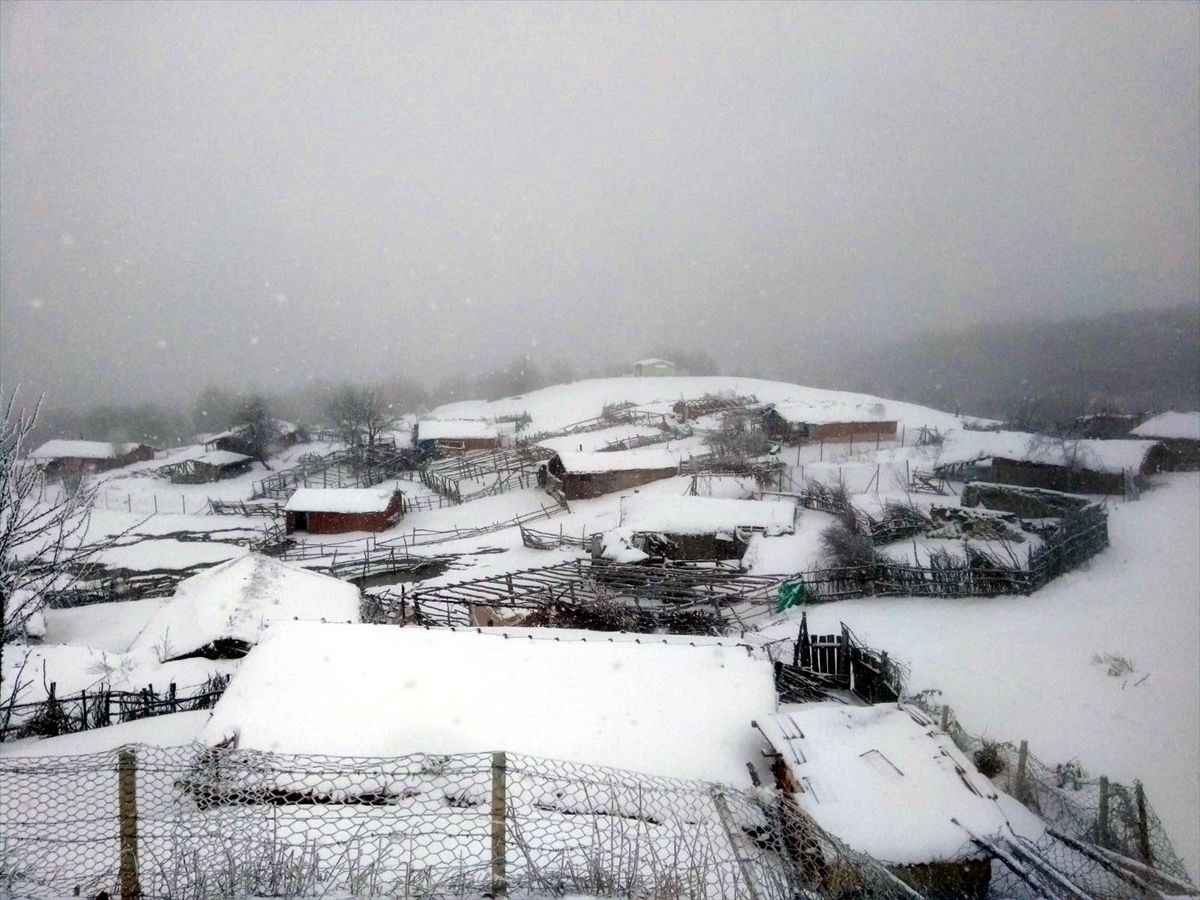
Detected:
[
  {"left": 629, "top": 357, "right": 677, "bottom": 377},
  {"left": 204, "top": 419, "right": 299, "bottom": 457},
  {"left": 543, "top": 448, "right": 683, "bottom": 500},
  {"left": 414, "top": 419, "right": 500, "bottom": 459},
  {"left": 617, "top": 494, "right": 797, "bottom": 560},
  {"left": 283, "top": 487, "right": 404, "bottom": 535},
  {"left": 28, "top": 440, "right": 156, "bottom": 481},
  {"left": 758, "top": 703, "right": 1048, "bottom": 900},
  {"left": 1131, "top": 411, "right": 1200, "bottom": 470},
  {"left": 161, "top": 449, "right": 254, "bottom": 484},
  {"left": 761, "top": 403, "right": 897, "bottom": 446}
]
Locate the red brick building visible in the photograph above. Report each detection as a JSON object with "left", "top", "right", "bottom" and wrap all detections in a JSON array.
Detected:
[{"left": 284, "top": 487, "right": 404, "bottom": 535}]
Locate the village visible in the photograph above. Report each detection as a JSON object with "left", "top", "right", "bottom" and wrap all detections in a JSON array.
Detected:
[{"left": 1, "top": 368, "right": 1197, "bottom": 900}]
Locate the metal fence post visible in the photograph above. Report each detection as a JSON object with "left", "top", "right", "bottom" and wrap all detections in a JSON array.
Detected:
[
  {"left": 491, "top": 751, "right": 507, "bottom": 895},
  {"left": 118, "top": 747, "right": 141, "bottom": 899}
]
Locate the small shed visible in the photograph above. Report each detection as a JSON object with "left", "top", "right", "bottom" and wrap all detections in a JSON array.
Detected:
[
  {"left": 630, "top": 358, "right": 677, "bottom": 377},
  {"left": 762, "top": 404, "right": 897, "bottom": 446},
  {"left": 618, "top": 495, "right": 797, "bottom": 560},
  {"left": 127, "top": 554, "right": 360, "bottom": 661},
  {"left": 1131, "top": 411, "right": 1200, "bottom": 470},
  {"left": 162, "top": 450, "right": 254, "bottom": 484},
  {"left": 543, "top": 448, "right": 682, "bottom": 500},
  {"left": 28, "top": 440, "right": 156, "bottom": 481},
  {"left": 414, "top": 419, "right": 500, "bottom": 459},
  {"left": 989, "top": 438, "right": 1170, "bottom": 495},
  {"left": 758, "top": 703, "right": 1046, "bottom": 900},
  {"left": 284, "top": 487, "right": 404, "bottom": 535},
  {"left": 204, "top": 419, "right": 299, "bottom": 457}
]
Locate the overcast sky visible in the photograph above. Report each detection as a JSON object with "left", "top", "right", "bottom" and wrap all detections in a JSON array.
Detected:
[{"left": 2, "top": 1, "right": 1197, "bottom": 406}]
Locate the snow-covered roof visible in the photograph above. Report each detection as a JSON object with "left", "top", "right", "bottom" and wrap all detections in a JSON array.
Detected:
[
  {"left": 29, "top": 440, "right": 146, "bottom": 460},
  {"left": 416, "top": 419, "right": 499, "bottom": 441},
  {"left": 127, "top": 554, "right": 360, "bottom": 659},
  {"left": 765, "top": 400, "right": 893, "bottom": 426},
  {"left": 938, "top": 430, "right": 1161, "bottom": 474},
  {"left": 759, "top": 704, "right": 1045, "bottom": 864},
  {"left": 200, "top": 623, "right": 776, "bottom": 785},
  {"left": 205, "top": 419, "right": 297, "bottom": 443},
  {"left": 284, "top": 487, "right": 400, "bottom": 514},
  {"left": 194, "top": 450, "right": 252, "bottom": 467},
  {"left": 620, "top": 495, "right": 796, "bottom": 535},
  {"left": 554, "top": 447, "right": 686, "bottom": 474},
  {"left": 1131, "top": 411, "right": 1200, "bottom": 441},
  {"left": 631, "top": 358, "right": 675, "bottom": 367}
]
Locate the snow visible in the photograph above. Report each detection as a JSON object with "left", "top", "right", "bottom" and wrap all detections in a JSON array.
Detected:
[
  {"left": 759, "top": 703, "right": 1046, "bottom": 864},
  {"left": 1132, "top": 411, "right": 1200, "bottom": 441},
  {"left": 630, "top": 357, "right": 675, "bottom": 367},
  {"left": 766, "top": 400, "right": 894, "bottom": 426},
  {"left": 416, "top": 418, "right": 499, "bottom": 440},
  {"left": 97, "top": 538, "right": 247, "bottom": 571},
  {"left": 0, "top": 710, "right": 210, "bottom": 757},
  {"left": 200, "top": 622, "right": 777, "bottom": 785},
  {"left": 285, "top": 486, "right": 399, "bottom": 514},
  {"left": 759, "top": 473, "right": 1200, "bottom": 878},
  {"left": 554, "top": 447, "right": 690, "bottom": 473},
  {"left": 619, "top": 495, "right": 797, "bottom": 535},
  {"left": 191, "top": 449, "right": 252, "bottom": 466},
  {"left": 126, "top": 554, "right": 361, "bottom": 659},
  {"left": 29, "top": 439, "right": 123, "bottom": 460},
  {"left": 938, "top": 430, "right": 1161, "bottom": 474},
  {"left": 44, "top": 598, "right": 167, "bottom": 652}
]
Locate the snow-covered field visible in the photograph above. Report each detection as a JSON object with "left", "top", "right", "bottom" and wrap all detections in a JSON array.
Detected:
[{"left": 3, "top": 376, "right": 1197, "bottom": 880}]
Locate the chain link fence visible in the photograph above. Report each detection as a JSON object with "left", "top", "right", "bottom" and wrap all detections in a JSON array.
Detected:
[
  {"left": 1, "top": 744, "right": 931, "bottom": 900},
  {"left": 908, "top": 691, "right": 1193, "bottom": 891}
]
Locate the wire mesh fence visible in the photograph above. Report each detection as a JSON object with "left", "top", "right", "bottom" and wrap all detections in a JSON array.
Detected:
[
  {"left": 907, "top": 692, "right": 1192, "bottom": 885},
  {"left": 0, "top": 744, "right": 925, "bottom": 900}
]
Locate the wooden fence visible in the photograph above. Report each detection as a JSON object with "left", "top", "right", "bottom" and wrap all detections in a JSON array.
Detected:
[
  {"left": 1, "top": 676, "right": 230, "bottom": 743},
  {"left": 769, "top": 615, "right": 905, "bottom": 705},
  {"left": 208, "top": 499, "right": 282, "bottom": 517}
]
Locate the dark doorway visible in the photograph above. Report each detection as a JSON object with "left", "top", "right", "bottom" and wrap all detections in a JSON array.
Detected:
[{"left": 293, "top": 511, "right": 309, "bottom": 532}]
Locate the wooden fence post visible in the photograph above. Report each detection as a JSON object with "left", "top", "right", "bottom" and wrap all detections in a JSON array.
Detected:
[
  {"left": 491, "top": 751, "right": 507, "bottom": 896},
  {"left": 118, "top": 747, "right": 141, "bottom": 899},
  {"left": 1015, "top": 740, "right": 1029, "bottom": 800},
  {"left": 1135, "top": 781, "right": 1153, "bottom": 865},
  {"left": 941, "top": 704, "right": 950, "bottom": 732},
  {"left": 1098, "top": 777, "right": 1111, "bottom": 848}
]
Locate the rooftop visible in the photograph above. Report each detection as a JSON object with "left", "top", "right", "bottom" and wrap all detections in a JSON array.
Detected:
[
  {"left": 1131, "top": 411, "right": 1200, "bottom": 442},
  {"left": 554, "top": 447, "right": 688, "bottom": 474},
  {"left": 416, "top": 419, "right": 499, "bottom": 441},
  {"left": 284, "top": 487, "right": 400, "bottom": 514},
  {"left": 619, "top": 495, "right": 796, "bottom": 535}
]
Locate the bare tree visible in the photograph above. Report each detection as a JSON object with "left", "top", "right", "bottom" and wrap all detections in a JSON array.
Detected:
[
  {"left": 1, "top": 388, "right": 111, "bottom": 678},
  {"left": 325, "top": 385, "right": 397, "bottom": 451}
]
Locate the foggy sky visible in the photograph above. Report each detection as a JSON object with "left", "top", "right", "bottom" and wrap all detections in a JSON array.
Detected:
[{"left": 2, "top": 1, "right": 1197, "bottom": 407}]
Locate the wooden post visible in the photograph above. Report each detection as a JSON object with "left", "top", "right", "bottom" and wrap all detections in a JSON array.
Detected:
[
  {"left": 79, "top": 689, "right": 88, "bottom": 731},
  {"left": 491, "top": 751, "right": 507, "bottom": 895},
  {"left": 118, "top": 747, "right": 141, "bottom": 900},
  {"left": 1135, "top": 781, "right": 1153, "bottom": 865},
  {"left": 902, "top": 424, "right": 906, "bottom": 447},
  {"left": 1015, "top": 740, "right": 1029, "bottom": 800},
  {"left": 941, "top": 704, "right": 950, "bottom": 732},
  {"left": 169, "top": 683, "right": 177, "bottom": 714},
  {"left": 153, "top": 495, "right": 158, "bottom": 515},
  {"left": 1098, "top": 777, "right": 1111, "bottom": 848}
]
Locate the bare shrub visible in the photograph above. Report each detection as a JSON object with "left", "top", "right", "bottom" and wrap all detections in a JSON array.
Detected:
[
  {"left": 1092, "top": 652, "right": 1136, "bottom": 678},
  {"left": 974, "top": 740, "right": 1006, "bottom": 778}
]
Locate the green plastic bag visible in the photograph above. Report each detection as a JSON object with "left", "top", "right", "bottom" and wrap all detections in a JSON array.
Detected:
[{"left": 776, "top": 579, "right": 805, "bottom": 613}]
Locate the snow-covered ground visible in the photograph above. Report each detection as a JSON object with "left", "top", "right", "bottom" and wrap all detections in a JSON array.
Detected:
[
  {"left": 4, "top": 376, "right": 1196, "bottom": 879},
  {"left": 759, "top": 472, "right": 1200, "bottom": 877}
]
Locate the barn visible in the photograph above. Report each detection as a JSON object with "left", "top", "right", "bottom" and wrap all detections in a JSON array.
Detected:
[
  {"left": 161, "top": 449, "right": 254, "bottom": 484},
  {"left": 414, "top": 419, "right": 500, "bottom": 459},
  {"left": 284, "top": 487, "right": 404, "bottom": 535},
  {"left": 761, "top": 403, "right": 897, "bottom": 446},
  {"left": 629, "top": 357, "right": 677, "bottom": 377},
  {"left": 204, "top": 419, "right": 299, "bottom": 457},
  {"left": 617, "top": 495, "right": 797, "bottom": 560},
  {"left": 542, "top": 448, "right": 682, "bottom": 500},
  {"left": 1131, "top": 411, "right": 1200, "bottom": 470},
  {"left": 28, "top": 440, "right": 156, "bottom": 481},
  {"left": 758, "top": 703, "right": 1048, "bottom": 900}
]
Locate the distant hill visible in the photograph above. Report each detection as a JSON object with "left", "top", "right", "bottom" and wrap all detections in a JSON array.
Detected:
[{"left": 789, "top": 306, "right": 1200, "bottom": 426}]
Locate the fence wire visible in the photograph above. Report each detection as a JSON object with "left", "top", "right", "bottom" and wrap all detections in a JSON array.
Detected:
[
  {"left": 908, "top": 692, "right": 1192, "bottom": 886},
  {"left": 1, "top": 744, "right": 928, "bottom": 900}
]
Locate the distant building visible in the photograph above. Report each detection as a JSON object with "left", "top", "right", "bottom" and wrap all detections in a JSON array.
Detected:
[
  {"left": 284, "top": 487, "right": 405, "bottom": 535},
  {"left": 1071, "top": 412, "right": 1145, "bottom": 438},
  {"left": 618, "top": 495, "right": 796, "bottom": 560},
  {"left": 761, "top": 403, "right": 897, "bottom": 446},
  {"left": 1131, "top": 411, "right": 1200, "bottom": 470},
  {"left": 629, "top": 358, "right": 677, "bottom": 377},
  {"left": 543, "top": 448, "right": 681, "bottom": 500},
  {"left": 414, "top": 419, "right": 500, "bottom": 459},
  {"left": 204, "top": 419, "right": 299, "bottom": 457},
  {"left": 28, "top": 440, "right": 156, "bottom": 481},
  {"left": 161, "top": 450, "right": 254, "bottom": 484}
]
